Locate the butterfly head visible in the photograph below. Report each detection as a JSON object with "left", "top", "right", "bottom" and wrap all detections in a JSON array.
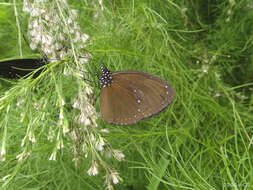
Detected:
[{"left": 99, "top": 66, "right": 113, "bottom": 87}]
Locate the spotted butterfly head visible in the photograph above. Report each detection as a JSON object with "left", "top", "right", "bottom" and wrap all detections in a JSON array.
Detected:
[{"left": 99, "top": 66, "right": 113, "bottom": 87}]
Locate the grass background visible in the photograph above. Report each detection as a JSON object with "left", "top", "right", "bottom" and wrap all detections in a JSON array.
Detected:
[{"left": 1, "top": 0, "right": 253, "bottom": 189}]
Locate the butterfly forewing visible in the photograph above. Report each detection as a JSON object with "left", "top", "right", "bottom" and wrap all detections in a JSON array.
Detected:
[
  {"left": 100, "top": 70, "right": 175, "bottom": 125},
  {"left": 0, "top": 59, "right": 46, "bottom": 78}
]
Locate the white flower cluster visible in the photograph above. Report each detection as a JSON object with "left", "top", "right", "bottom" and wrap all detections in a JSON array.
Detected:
[
  {"left": 23, "top": 0, "right": 90, "bottom": 61},
  {"left": 73, "top": 87, "right": 98, "bottom": 127},
  {"left": 72, "top": 87, "right": 125, "bottom": 186},
  {"left": 20, "top": 0, "right": 124, "bottom": 187}
]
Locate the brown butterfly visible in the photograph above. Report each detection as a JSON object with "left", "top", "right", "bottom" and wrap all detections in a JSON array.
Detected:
[{"left": 99, "top": 66, "right": 175, "bottom": 125}]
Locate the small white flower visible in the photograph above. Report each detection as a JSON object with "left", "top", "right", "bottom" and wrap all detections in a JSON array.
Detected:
[
  {"left": 23, "top": 6, "right": 30, "bottom": 12},
  {"left": 201, "top": 65, "right": 209, "bottom": 74},
  {"left": 29, "top": 29, "right": 37, "bottom": 37},
  {"left": 28, "top": 131, "right": 36, "bottom": 143},
  {"left": 58, "top": 119, "right": 63, "bottom": 126},
  {"left": 33, "top": 20, "right": 39, "bottom": 28},
  {"left": 31, "top": 8, "right": 40, "bottom": 17},
  {"left": 23, "top": 0, "right": 31, "bottom": 12},
  {"left": 90, "top": 134, "right": 95, "bottom": 142},
  {"left": 72, "top": 99, "right": 80, "bottom": 109},
  {"left": 16, "top": 152, "right": 30, "bottom": 162},
  {"left": 84, "top": 118, "right": 91, "bottom": 126},
  {"left": 96, "top": 138, "right": 105, "bottom": 151},
  {"left": 16, "top": 153, "right": 22, "bottom": 162},
  {"left": 41, "top": 35, "right": 47, "bottom": 44},
  {"left": 44, "top": 14, "right": 50, "bottom": 21},
  {"left": 79, "top": 57, "right": 89, "bottom": 63},
  {"left": 70, "top": 28, "right": 75, "bottom": 34},
  {"left": 214, "top": 93, "right": 221, "bottom": 97},
  {"left": 81, "top": 34, "right": 89, "bottom": 43},
  {"left": 73, "top": 23, "right": 80, "bottom": 31},
  {"left": 86, "top": 105, "right": 94, "bottom": 113},
  {"left": 79, "top": 113, "right": 85, "bottom": 123},
  {"left": 57, "top": 142, "right": 64, "bottom": 150},
  {"left": 28, "top": 22, "right": 33, "bottom": 29},
  {"left": 82, "top": 145, "right": 88, "bottom": 158},
  {"left": 111, "top": 172, "right": 119, "bottom": 184},
  {"left": 49, "top": 152, "right": 56, "bottom": 161},
  {"left": 59, "top": 109, "right": 64, "bottom": 120},
  {"left": 2, "top": 174, "right": 11, "bottom": 181},
  {"left": 21, "top": 137, "right": 26, "bottom": 147},
  {"left": 87, "top": 163, "right": 98, "bottom": 176},
  {"left": 54, "top": 42, "right": 62, "bottom": 50},
  {"left": 71, "top": 9, "right": 78, "bottom": 18},
  {"left": 20, "top": 113, "right": 25, "bottom": 123},
  {"left": 113, "top": 150, "right": 125, "bottom": 161},
  {"left": 45, "top": 34, "right": 53, "bottom": 45},
  {"left": 29, "top": 136, "right": 36, "bottom": 143},
  {"left": 105, "top": 151, "right": 112, "bottom": 158},
  {"left": 74, "top": 31, "right": 81, "bottom": 42},
  {"left": 63, "top": 124, "right": 69, "bottom": 134},
  {"left": 100, "top": 129, "right": 109, "bottom": 133},
  {"left": 17, "top": 99, "right": 24, "bottom": 106},
  {"left": 58, "top": 33, "right": 65, "bottom": 41},
  {"left": 33, "top": 102, "right": 40, "bottom": 110},
  {"left": 79, "top": 43, "right": 86, "bottom": 49},
  {"left": 43, "top": 46, "right": 52, "bottom": 54},
  {"left": 48, "top": 129, "right": 55, "bottom": 142},
  {"left": 203, "top": 59, "right": 208, "bottom": 63},
  {"left": 30, "top": 42, "right": 38, "bottom": 50},
  {"left": 59, "top": 51, "right": 65, "bottom": 59},
  {"left": 71, "top": 130, "right": 78, "bottom": 140},
  {"left": 98, "top": 0, "right": 104, "bottom": 10},
  {"left": 40, "top": 9, "right": 46, "bottom": 14},
  {"left": 67, "top": 18, "right": 72, "bottom": 24},
  {"left": 211, "top": 55, "right": 217, "bottom": 62},
  {"left": 1, "top": 147, "right": 6, "bottom": 161},
  {"left": 85, "top": 86, "right": 93, "bottom": 95}
]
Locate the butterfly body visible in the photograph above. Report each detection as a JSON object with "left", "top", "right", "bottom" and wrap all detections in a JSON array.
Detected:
[{"left": 99, "top": 66, "right": 175, "bottom": 125}]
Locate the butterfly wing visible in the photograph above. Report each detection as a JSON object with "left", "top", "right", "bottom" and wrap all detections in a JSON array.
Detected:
[
  {"left": 0, "top": 59, "right": 45, "bottom": 78},
  {"left": 100, "top": 70, "right": 175, "bottom": 125}
]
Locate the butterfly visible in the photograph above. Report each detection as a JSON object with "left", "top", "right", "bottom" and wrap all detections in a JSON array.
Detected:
[
  {"left": 99, "top": 66, "right": 175, "bottom": 125},
  {"left": 0, "top": 59, "right": 175, "bottom": 125}
]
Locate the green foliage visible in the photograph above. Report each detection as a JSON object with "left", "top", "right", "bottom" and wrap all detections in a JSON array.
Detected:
[{"left": 1, "top": 0, "right": 253, "bottom": 190}]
